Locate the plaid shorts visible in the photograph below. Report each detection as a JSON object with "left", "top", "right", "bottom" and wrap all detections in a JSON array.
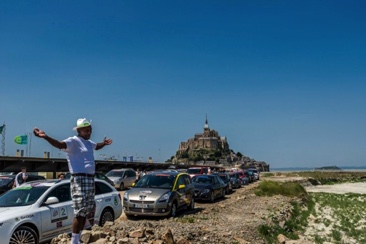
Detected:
[{"left": 70, "top": 175, "right": 95, "bottom": 217}]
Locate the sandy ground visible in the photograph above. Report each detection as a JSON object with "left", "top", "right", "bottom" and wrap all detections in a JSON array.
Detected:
[{"left": 305, "top": 182, "right": 366, "bottom": 194}]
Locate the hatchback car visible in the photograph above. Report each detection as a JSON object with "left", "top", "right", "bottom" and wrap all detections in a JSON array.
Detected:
[
  {"left": 247, "top": 168, "right": 260, "bottom": 180},
  {"left": 191, "top": 174, "right": 226, "bottom": 202},
  {"left": 187, "top": 167, "right": 209, "bottom": 178},
  {"left": 106, "top": 168, "right": 136, "bottom": 190},
  {"left": 0, "top": 174, "right": 46, "bottom": 195},
  {"left": 0, "top": 179, "right": 122, "bottom": 244},
  {"left": 228, "top": 172, "right": 242, "bottom": 189},
  {"left": 123, "top": 172, "right": 194, "bottom": 218},
  {"left": 212, "top": 172, "right": 233, "bottom": 194}
]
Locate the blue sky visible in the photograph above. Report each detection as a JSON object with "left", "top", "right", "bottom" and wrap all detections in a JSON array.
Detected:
[{"left": 1, "top": 1, "right": 366, "bottom": 168}]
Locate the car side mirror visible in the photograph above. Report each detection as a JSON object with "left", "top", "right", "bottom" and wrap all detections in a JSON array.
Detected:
[
  {"left": 44, "top": 196, "right": 59, "bottom": 205},
  {"left": 178, "top": 184, "right": 185, "bottom": 189}
]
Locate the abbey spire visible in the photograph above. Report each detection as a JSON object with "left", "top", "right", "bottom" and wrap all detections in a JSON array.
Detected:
[{"left": 204, "top": 114, "right": 209, "bottom": 130}]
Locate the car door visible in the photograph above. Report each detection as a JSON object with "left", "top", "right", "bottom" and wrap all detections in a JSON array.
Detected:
[
  {"left": 174, "top": 175, "right": 188, "bottom": 208},
  {"left": 183, "top": 175, "right": 194, "bottom": 205},
  {"left": 213, "top": 176, "right": 221, "bottom": 198},
  {"left": 39, "top": 183, "right": 74, "bottom": 240},
  {"left": 93, "top": 181, "right": 108, "bottom": 226},
  {"left": 126, "top": 170, "right": 136, "bottom": 187}
]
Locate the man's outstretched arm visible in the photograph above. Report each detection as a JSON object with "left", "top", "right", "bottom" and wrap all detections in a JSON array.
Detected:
[
  {"left": 96, "top": 137, "right": 113, "bottom": 150},
  {"left": 33, "top": 128, "right": 67, "bottom": 150}
]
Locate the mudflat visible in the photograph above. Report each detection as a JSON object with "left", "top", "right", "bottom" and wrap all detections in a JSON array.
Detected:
[{"left": 305, "top": 182, "right": 366, "bottom": 194}]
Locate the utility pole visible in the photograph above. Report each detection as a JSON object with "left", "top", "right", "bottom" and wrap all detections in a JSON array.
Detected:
[{"left": 0, "top": 123, "right": 5, "bottom": 156}]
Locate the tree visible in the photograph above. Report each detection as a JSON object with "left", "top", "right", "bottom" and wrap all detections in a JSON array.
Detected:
[
  {"left": 181, "top": 151, "right": 189, "bottom": 158},
  {"left": 236, "top": 152, "right": 243, "bottom": 158}
]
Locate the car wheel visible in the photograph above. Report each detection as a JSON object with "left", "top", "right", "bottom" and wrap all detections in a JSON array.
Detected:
[
  {"left": 170, "top": 202, "right": 177, "bottom": 217},
  {"left": 221, "top": 188, "right": 226, "bottom": 198},
  {"left": 210, "top": 192, "right": 215, "bottom": 203},
  {"left": 188, "top": 197, "right": 195, "bottom": 210},
  {"left": 10, "top": 226, "right": 38, "bottom": 244},
  {"left": 99, "top": 208, "right": 114, "bottom": 227},
  {"left": 119, "top": 183, "right": 124, "bottom": 191}
]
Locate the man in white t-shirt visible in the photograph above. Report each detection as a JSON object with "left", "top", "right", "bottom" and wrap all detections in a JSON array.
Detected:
[
  {"left": 33, "top": 118, "right": 112, "bottom": 244},
  {"left": 13, "top": 167, "right": 28, "bottom": 188}
]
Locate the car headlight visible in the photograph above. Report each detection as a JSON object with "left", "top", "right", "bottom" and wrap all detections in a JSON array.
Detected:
[
  {"left": 158, "top": 192, "right": 171, "bottom": 202},
  {"left": 123, "top": 192, "right": 129, "bottom": 201},
  {"left": 203, "top": 189, "right": 210, "bottom": 193}
]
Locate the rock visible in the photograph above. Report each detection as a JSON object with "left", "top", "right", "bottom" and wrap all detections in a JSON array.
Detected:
[
  {"left": 80, "top": 230, "right": 92, "bottom": 243},
  {"left": 277, "top": 234, "right": 287, "bottom": 243},
  {"left": 129, "top": 229, "right": 145, "bottom": 238},
  {"left": 161, "top": 228, "right": 175, "bottom": 244}
]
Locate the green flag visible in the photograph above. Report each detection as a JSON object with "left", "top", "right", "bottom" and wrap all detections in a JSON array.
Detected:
[
  {"left": 14, "top": 135, "right": 28, "bottom": 145},
  {"left": 0, "top": 125, "right": 4, "bottom": 134}
]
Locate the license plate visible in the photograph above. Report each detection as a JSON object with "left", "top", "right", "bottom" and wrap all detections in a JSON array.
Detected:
[{"left": 134, "top": 204, "right": 149, "bottom": 208}]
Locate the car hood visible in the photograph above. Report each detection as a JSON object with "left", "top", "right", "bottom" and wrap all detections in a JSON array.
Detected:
[
  {"left": 192, "top": 183, "right": 211, "bottom": 189},
  {"left": 126, "top": 188, "right": 171, "bottom": 201},
  {"left": 107, "top": 176, "right": 122, "bottom": 181},
  {"left": 0, "top": 206, "right": 32, "bottom": 219}
]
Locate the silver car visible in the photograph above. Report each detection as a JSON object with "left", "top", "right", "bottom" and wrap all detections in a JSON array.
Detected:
[
  {"left": 106, "top": 168, "right": 136, "bottom": 190},
  {"left": 123, "top": 171, "right": 195, "bottom": 218}
]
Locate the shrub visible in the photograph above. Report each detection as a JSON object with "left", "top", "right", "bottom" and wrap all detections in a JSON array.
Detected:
[{"left": 255, "top": 180, "right": 308, "bottom": 198}]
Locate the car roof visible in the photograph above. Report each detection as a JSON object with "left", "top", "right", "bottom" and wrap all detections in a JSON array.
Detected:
[
  {"left": 19, "top": 178, "right": 106, "bottom": 187},
  {"left": 109, "top": 168, "right": 134, "bottom": 171},
  {"left": 150, "top": 171, "right": 187, "bottom": 177}
]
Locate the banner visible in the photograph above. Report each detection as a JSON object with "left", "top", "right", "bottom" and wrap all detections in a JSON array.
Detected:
[
  {"left": 0, "top": 125, "right": 4, "bottom": 134},
  {"left": 14, "top": 135, "right": 28, "bottom": 145}
]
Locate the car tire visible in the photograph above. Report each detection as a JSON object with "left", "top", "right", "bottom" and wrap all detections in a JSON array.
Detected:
[
  {"left": 188, "top": 197, "right": 195, "bottom": 210},
  {"left": 210, "top": 192, "right": 215, "bottom": 203},
  {"left": 221, "top": 189, "right": 225, "bottom": 198},
  {"left": 119, "top": 183, "right": 124, "bottom": 191},
  {"left": 99, "top": 208, "right": 114, "bottom": 227},
  {"left": 10, "top": 226, "right": 38, "bottom": 244},
  {"left": 170, "top": 202, "right": 177, "bottom": 217}
]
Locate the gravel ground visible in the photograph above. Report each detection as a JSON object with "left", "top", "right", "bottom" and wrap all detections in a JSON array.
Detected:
[
  {"left": 59, "top": 176, "right": 366, "bottom": 243},
  {"left": 109, "top": 180, "right": 295, "bottom": 244}
]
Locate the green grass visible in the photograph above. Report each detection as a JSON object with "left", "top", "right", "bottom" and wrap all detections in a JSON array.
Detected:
[
  {"left": 255, "top": 180, "right": 308, "bottom": 198},
  {"left": 308, "top": 192, "right": 366, "bottom": 243},
  {"left": 256, "top": 181, "right": 313, "bottom": 243}
]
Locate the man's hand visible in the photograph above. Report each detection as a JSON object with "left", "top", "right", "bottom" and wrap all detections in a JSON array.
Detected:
[
  {"left": 33, "top": 128, "right": 46, "bottom": 138},
  {"left": 103, "top": 137, "right": 113, "bottom": 145},
  {"left": 96, "top": 137, "right": 112, "bottom": 150}
]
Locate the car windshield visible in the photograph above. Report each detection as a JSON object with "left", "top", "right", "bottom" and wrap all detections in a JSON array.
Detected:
[
  {"left": 187, "top": 168, "right": 201, "bottom": 174},
  {"left": 0, "top": 177, "right": 13, "bottom": 186},
  {"left": 192, "top": 176, "right": 213, "bottom": 184},
  {"left": 134, "top": 174, "right": 175, "bottom": 189},
  {"left": 106, "top": 171, "right": 123, "bottom": 177},
  {"left": 230, "top": 173, "right": 239, "bottom": 179},
  {"left": 0, "top": 186, "right": 50, "bottom": 207},
  {"left": 217, "top": 175, "right": 227, "bottom": 181}
]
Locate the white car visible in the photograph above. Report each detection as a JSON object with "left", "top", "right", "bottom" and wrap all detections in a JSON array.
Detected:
[{"left": 0, "top": 178, "right": 122, "bottom": 244}]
